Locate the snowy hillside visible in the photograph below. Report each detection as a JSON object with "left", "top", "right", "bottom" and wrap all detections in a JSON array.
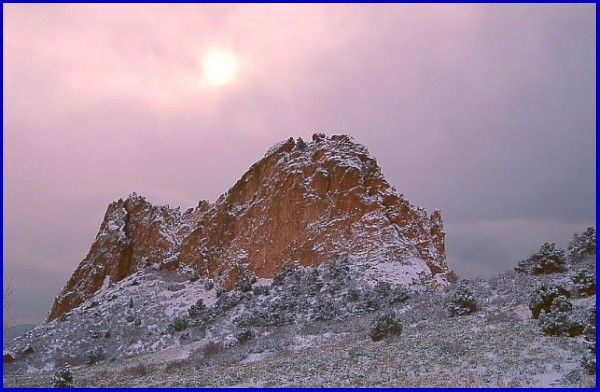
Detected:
[{"left": 3, "top": 228, "right": 596, "bottom": 388}]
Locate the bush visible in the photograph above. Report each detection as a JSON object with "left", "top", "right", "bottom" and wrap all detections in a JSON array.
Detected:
[
  {"left": 164, "top": 359, "right": 190, "bottom": 374},
  {"left": 571, "top": 269, "right": 596, "bottom": 297},
  {"left": 85, "top": 347, "right": 105, "bottom": 365},
  {"left": 538, "top": 296, "right": 584, "bottom": 337},
  {"left": 52, "top": 363, "right": 73, "bottom": 388},
  {"left": 388, "top": 286, "right": 411, "bottom": 305},
  {"left": 188, "top": 299, "right": 206, "bottom": 318},
  {"left": 215, "top": 286, "right": 226, "bottom": 298},
  {"left": 126, "top": 363, "right": 152, "bottom": 377},
  {"left": 515, "top": 243, "right": 567, "bottom": 275},
  {"left": 167, "top": 318, "right": 188, "bottom": 333},
  {"left": 582, "top": 344, "right": 596, "bottom": 375},
  {"left": 583, "top": 306, "right": 596, "bottom": 342},
  {"left": 369, "top": 310, "right": 403, "bottom": 341},
  {"left": 447, "top": 284, "right": 477, "bottom": 317},
  {"left": 528, "top": 284, "right": 571, "bottom": 319},
  {"left": 263, "top": 295, "right": 297, "bottom": 326},
  {"left": 235, "top": 328, "right": 254, "bottom": 344},
  {"left": 539, "top": 312, "right": 584, "bottom": 337},
  {"left": 324, "top": 258, "right": 351, "bottom": 282},
  {"left": 374, "top": 281, "right": 391, "bottom": 297},
  {"left": 252, "top": 285, "right": 270, "bottom": 296},
  {"left": 190, "top": 271, "right": 200, "bottom": 283},
  {"left": 235, "top": 273, "right": 254, "bottom": 293},
  {"left": 203, "top": 340, "right": 224, "bottom": 358},
  {"left": 296, "top": 137, "right": 307, "bottom": 150},
  {"left": 204, "top": 280, "right": 215, "bottom": 291},
  {"left": 3, "top": 350, "right": 16, "bottom": 364},
  {"left": 272, "top": 262, "right": 301, "bottom": 287},
  {"left": 215, "top": 291, "right": 246, "bottom": 312},
  {"left": 311, "top": 297, "right": 338, "bottom": 322},
  {"left": 581, "top": 306, "right": 596, "bottom": 374},
  {"left": 568, "top": 227, "right": 596, "bottom": 262}
]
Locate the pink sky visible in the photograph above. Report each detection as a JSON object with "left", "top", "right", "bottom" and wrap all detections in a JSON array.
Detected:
[{"left": 3, "top": 4, "right": 596, "bottom": 324}]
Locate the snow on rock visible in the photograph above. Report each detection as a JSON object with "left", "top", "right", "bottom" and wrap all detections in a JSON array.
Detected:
[
  {"left": 7, "top": 267, "right": 217, "bottom": 372},
  {"left": 48, "top": 133, "right": 450, "bottom": 323}
]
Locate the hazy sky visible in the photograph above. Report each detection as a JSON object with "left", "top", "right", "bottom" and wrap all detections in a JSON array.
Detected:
[{"left": 3, "top": 4, "right": 596, "bottom": 324}]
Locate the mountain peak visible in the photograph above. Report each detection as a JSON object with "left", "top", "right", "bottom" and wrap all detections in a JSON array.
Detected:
[{"left": 47, "top": 133, "right": 449, "bottom": 322}]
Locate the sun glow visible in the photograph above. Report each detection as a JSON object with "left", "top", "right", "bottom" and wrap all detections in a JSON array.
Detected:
[{"left": 202, "top": 49, "right": 237, "bottom": 86}]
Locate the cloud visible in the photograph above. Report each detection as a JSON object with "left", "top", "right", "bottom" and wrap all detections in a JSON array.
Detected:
[{"left": 446, "top": 219, "right": 594, "bottom": 278}]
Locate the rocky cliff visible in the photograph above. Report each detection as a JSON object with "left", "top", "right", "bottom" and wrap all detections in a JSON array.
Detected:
[{"left": 48, "top": 134, "right": 449, "bottom": 322}]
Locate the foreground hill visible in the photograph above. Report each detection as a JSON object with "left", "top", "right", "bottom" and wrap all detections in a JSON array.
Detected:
[{"left": 4, "top": 250, "right": 595, "bottom": 388}]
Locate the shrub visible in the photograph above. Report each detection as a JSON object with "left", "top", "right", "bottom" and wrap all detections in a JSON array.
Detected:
[
  {"left": 203, "top": 340, "right": 224, "bottom": 358},
  {"left": 388, "top": 286, "right": 411, "bottom": 305},
  {"left": 571, "top": 269, "right": 596, "bottom": 297},
  {"left": 296, "top": 137, "right": 307, "bottom": 150},
  {"left": 167, "top": 318, "right": 188, "bottom": 333},
  {"left": 324, "top": 258, "right": 351, "bottom": 282},
  {"left": 85, "top": 347, "right": 105, "bottom": 365},
  {"left": 235, "top": 328, "right": 254, "bottom": 344},
  {"left": 447, "top": 284, "right": 477, "bottom": 317},
  {"left": 539, "top": 311, "right": 584, "bottom": 337},
  {"left": 303, "top": 269, "right": 323, "bottom": 296},
  {"left": 529, "top": 284, "right": 572, "bottom": 319},
  {"left": 369, "top": 310, "right": 403, "bottom": 341},
  {"left": 235, "top": 274, "right": 253, "bottom": 293},
  {"left": 252, "top": 285, "right": 270, "bottom": 296},
  {"left": 204, "top": 280, "right": 215, "bottom": 291},
  {"left": 125, "top": 315, "right": 135, "bottom": 323},
  {"left": 582, "top": 344, "right": 596, "bottom": 375},
  {"left": 3, "top": 350, "right": 16, "bottom": 364},
  {"left": 164, "top": 359, "right": 190, "bottom": 373},
  {"left": 447, "top": 270, "right": 460, "bottom": 283},
  {"left": 311, "top": 297, "right": 338, "bottom": 322},
  {"left": 581, "top": 306, "right": 596, "bottom": 374},
  {"left": 583, "top": 306, "right": 596, "bottom": 342},
  {"left": 188, "top": 299, "right": 206, "bottom": 318},
  {"left": 568, "top": 227, "right": 596, "bottom": 262},
  {"left": 374, "top": 281, "right": 391, "bottom": 297},
  {"left": 215, "top": 291, "right": 246, "bottom": 312},
  {"left": 263, "top": 296, "right": 297, "bottom": 326},
  {"left": 312, "top": 132, "right": 325, "bottom": 142},
  {"left": 126, "top": 363, "right": 152, "bottom": 377},
  {"left": 515, "top": 243, "right": 567, "bottom": 275},
  {"left": 52, "top": 363, "right": 73, "bottom": 388},
  {"left": 537, "top": 294, "right": 584, "bottom": 337},
  {"left": 272, "top": 262, "right": 300, "bottom": 287},
  {"left": 133, "top": 318, "right": 142, "bottom": 327}
]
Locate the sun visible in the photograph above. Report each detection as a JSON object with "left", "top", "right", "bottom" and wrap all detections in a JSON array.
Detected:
[{"left": 201, "top": 49, "right": 237, "bottom": 86}]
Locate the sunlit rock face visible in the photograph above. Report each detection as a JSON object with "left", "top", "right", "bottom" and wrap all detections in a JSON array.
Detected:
[{"left": 47, "top": 134, "right": 449, "bottom": 322}]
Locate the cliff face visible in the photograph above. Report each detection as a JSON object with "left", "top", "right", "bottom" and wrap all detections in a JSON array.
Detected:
[{"left": 47, "top": 134, "right": 449, "bottom": 322}]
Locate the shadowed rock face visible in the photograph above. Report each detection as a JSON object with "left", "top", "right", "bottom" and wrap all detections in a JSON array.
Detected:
[{"left": 47, "top": 134, "right": 449, "bottom": 322}]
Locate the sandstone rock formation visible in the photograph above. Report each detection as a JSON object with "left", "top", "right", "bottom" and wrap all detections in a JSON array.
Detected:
[{"left": 48, "top": 134, "right": 449, "bottom": 322}]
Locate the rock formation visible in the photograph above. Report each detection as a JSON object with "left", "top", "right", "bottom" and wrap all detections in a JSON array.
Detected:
[{"left": 48, "top": 134, "right": 449, "bottom": 322}]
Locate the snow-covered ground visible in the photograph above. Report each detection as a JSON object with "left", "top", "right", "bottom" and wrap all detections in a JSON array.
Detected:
[{"left": 3, "top": 256, "right": 595, "bottom": 388}]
